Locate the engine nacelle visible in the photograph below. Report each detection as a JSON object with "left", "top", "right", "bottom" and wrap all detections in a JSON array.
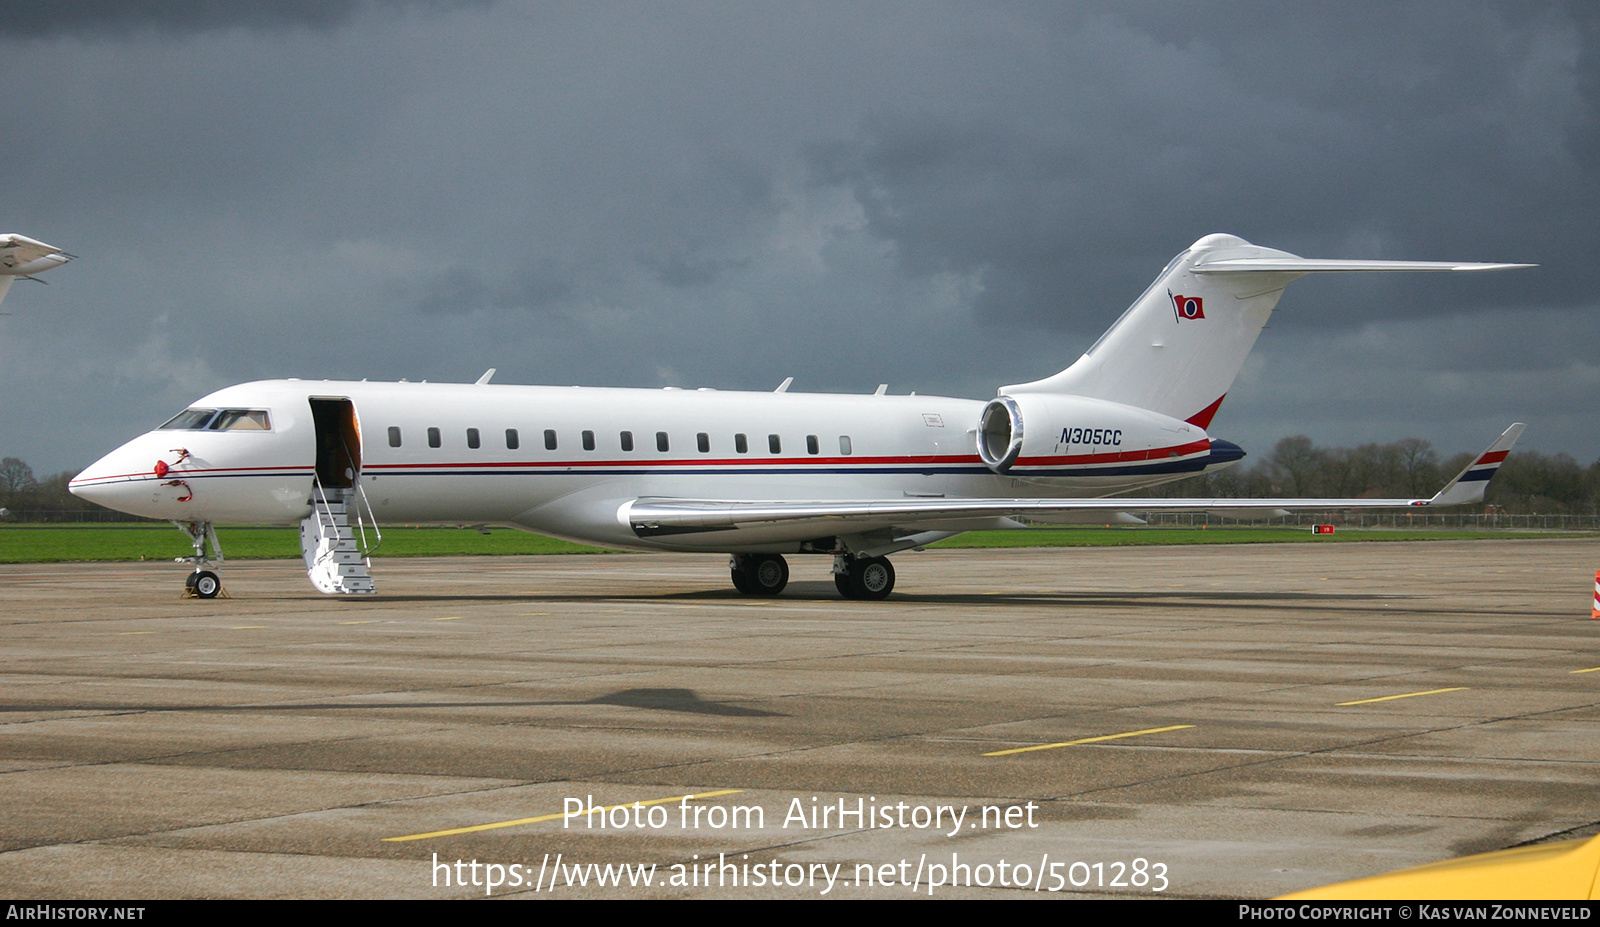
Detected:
[{"left": 976, "top": 392, "right": 1210, "bottom": 483}]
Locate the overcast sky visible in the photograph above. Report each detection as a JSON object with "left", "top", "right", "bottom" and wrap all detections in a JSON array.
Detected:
[{"left": 2, "top": 1, "right": 1595, "bottom": 476}]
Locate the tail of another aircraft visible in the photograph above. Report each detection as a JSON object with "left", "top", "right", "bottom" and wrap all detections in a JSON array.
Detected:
[
  {"left": 1002, "top": 233, "right": 1530, "bottom": 428},
  {"left": 0, "top": 233, "right": 73, "bottom": 312}
]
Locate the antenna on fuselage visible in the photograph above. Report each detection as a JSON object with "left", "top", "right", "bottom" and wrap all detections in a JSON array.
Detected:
[
  {"left": 475, "top": 368, "right": 496, "bottom": 385},
  {"left": 775, "top": 377, "right": 793, "bottom": 393}
]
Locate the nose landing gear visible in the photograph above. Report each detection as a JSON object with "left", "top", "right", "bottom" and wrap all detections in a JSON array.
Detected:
[
  {"left": 176, "top": 521, "right": 227, "bottom": 599},
  {"left": 185, "top": 569, "right": 222, "bottom": 598}
]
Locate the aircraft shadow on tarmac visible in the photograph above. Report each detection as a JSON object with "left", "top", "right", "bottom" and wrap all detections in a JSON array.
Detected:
[
  {"left": 0, "top": 687, "right": 785, "bottom": 718},
  {"left": 354, "top": 583, "right": 1419, "bottom": 609}
]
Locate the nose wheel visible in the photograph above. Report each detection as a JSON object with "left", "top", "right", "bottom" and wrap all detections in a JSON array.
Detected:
[
  {"left": 186, "top": 570, "right": 222, "bottom": 598},
  {"left": 176, "top": 521, "right": 227, "bottom": 599}
]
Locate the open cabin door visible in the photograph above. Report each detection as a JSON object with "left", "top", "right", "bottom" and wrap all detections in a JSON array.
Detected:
[
  {"left": 301, "top": 397, "right": 378, "bottom": 594},
  {"left": 310, "top": 397, "right": 361, "bottom": 488}
]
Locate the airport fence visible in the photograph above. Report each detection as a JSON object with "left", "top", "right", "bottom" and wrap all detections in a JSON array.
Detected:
[
  {"left": 1132, "top": 511, "right": 1600, "bottom": 530},
  {"left": 0, "top": 509, "right": 162, "bottom": 524},
  {"left": 6, "top": 509, "right": 1600, "bottom": 530}
]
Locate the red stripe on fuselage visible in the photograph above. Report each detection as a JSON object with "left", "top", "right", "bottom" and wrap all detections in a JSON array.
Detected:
[
  {"left": 362, "top": 454, "right": 985, "bottom": 471},
  {"left": 70, "top": 464, "right": 315, "bottom": 485}
]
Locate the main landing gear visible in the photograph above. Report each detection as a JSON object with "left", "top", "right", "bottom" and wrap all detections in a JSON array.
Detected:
[
  {"left": 726, "top": 552, "right": 896, "bottom": 600},
  {"left": 176, "top": 520, "right": 226, "bottom": 599},
  {"left": 730, "top": 553, "right": 789, "bottom": 596},
  {"left": 834, "top": 553, "right": 895, "bottom": 600}
]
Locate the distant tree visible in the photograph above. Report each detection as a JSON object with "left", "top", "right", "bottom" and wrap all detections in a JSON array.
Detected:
[
  {"left": 1267, "top": 436, "right": 1321, "bottom": 496},
  {"left": 1317, "top": 447, "right": 1366, "bottom": 497},
  {"left": 0, "top": 457, "right": 36, "bottom": 495},
  {"left": 1393, "top": 438, "right": 1440, "bottom": 497},
  {"left": 1491, "top": 451, "right": 1585, "bottom": 512},
  {"left": 1135, "top": 437, "right": 1599, "bottom": 516}
]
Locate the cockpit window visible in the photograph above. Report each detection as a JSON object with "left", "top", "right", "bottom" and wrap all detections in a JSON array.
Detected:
[
  {"left": 159, "top": 408, "right": 217, "bottom": 430},
  {"left": 209, "top": 410, "right": 272, "bottom": 431}
]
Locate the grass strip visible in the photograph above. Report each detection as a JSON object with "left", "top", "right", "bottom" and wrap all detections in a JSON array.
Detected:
[{"left": 0, "top": 524, "right": 1587, "bottom": 564}]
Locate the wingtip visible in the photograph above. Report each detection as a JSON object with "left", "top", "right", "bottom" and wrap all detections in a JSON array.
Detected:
[{"left": 1427, "top": 423, "right": 1525, "bottom": 506}]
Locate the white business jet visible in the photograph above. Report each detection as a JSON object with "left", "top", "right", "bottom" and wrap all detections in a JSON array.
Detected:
[
  {"left": 69, "top": 234, "right": 1529, "bottom": 600},
  {"left": 0, "top": 233, "right": 73, "bottom": 311}
]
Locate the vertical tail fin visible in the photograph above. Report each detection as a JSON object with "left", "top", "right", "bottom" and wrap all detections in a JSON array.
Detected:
[{"left": 1002, "top": 234, "right": 1532, "bottom": 426}]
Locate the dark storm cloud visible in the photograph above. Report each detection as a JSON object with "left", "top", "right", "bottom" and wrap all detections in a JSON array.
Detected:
[
  {"left": 411, "top": 262, "right": 573, "bottom": 315},
  {"left": 807, "top": 2, "right": 1597, "bottom": 328},
  {"left": 2, "top": 2, "right": 1596, "bottom": 473},
  {"left": 0, "top": 0, "right": 490, "bottom": 40}
]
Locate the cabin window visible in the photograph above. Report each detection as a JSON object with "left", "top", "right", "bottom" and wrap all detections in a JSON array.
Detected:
[
  {"left": 620, "top": 431, "right": 634, "bottom": 452},
  {"left": 735, "top": 433, "right": 748, "bottom": 454},
  {"left": 388, "top": 426, "right": 402, "bottom": 448},
  {"left": 466, "top": 427, "right": 480, "bottom": 449},
  {"left": 839, "top": 435, "right": 852, "bottom": 455},
  {"left": 656, "top": 431, "right": 670, "bottom": 452},
  {"left": 697, "top": 432, "right": 710, "bottom": 453},
  {"left": 159, "top": 408, "right": 217, "bottom": 430},
  {"left": 806, "top": 434, "right": 819, "bottom": 455},
  {"left": 768, "top": 434, "right": 781, "bottom": 454},
  {"left": 582, "top": 430, "right": 595, "bottom": 451},
  {"left": 544, "top": 429, "right": 557, "bottom": 450},
  {"left": 427, "top": 427, "right": 441, "bottom": 448},
  {"left": 506, "top": 428, "right": 519, "bottom": 449},
  {"left": 209, "top": 410, "right": 271, "bottom": 431}
]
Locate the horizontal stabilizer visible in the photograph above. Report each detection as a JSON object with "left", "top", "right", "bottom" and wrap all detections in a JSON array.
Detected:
[
  {"left": 1003, "top": 235, "right": 1532, "bottom": 428},
  {"left": 1192, "top": 257, "right": 1535, "bottom": 274}
]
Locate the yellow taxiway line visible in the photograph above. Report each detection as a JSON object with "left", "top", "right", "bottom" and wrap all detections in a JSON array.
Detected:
[
  {"left": 1337, "top": 687, "right": 1468, "bottom": 706},
  {"left": 983, "top": 724, "right": 1195, "bottom": 757}
]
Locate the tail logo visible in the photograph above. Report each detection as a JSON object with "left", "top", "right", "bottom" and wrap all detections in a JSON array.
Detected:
[{"left": 1169, "top": 290, "right": 1205, "bottom": 321}]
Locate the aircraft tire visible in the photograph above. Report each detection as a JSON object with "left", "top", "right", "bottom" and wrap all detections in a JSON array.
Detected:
[
  {"left": 846, "top": 556, "right": 894, "bottom": 600},
  {"left": 191, "top": 570, "right": 221, "bottom": 599},
  {"left": 834, "top": 572, "right": 854, "bottom": 598},
  {"left": 750, "top": 554, "right": 788, "bottom": 596}
]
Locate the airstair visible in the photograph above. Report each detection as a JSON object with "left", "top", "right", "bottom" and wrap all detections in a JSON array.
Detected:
[{"left": 300, "top": 479, "right": 380, "bottom": 594}]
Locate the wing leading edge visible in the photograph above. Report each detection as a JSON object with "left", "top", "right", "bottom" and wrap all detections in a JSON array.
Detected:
[{"left": 627, "top": 425, "right": 1525, "bottom": 539}]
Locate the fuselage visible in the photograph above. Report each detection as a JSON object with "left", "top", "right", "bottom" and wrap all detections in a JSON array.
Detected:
[{"left": 69, "top": 378, "right": 1239, "bottom": 552}]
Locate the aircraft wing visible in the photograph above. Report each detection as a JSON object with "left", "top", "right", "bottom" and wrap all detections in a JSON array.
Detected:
[{"left": 628, "top": 424, "right": 1524, "bottom": 537}]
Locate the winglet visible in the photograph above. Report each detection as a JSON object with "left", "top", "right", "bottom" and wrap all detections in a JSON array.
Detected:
[{"left": 1426, "top": 424, "right": 1525, "bottom": 506}]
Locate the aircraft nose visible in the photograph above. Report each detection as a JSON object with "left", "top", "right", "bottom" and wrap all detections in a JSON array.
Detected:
[{"left": 70, "top": 444, "right": 160, "bottom": 515}]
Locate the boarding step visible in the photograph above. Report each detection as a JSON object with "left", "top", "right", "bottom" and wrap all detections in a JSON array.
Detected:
[{"left": 298, "top": 490, "right": 378, "bottom": 595}]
